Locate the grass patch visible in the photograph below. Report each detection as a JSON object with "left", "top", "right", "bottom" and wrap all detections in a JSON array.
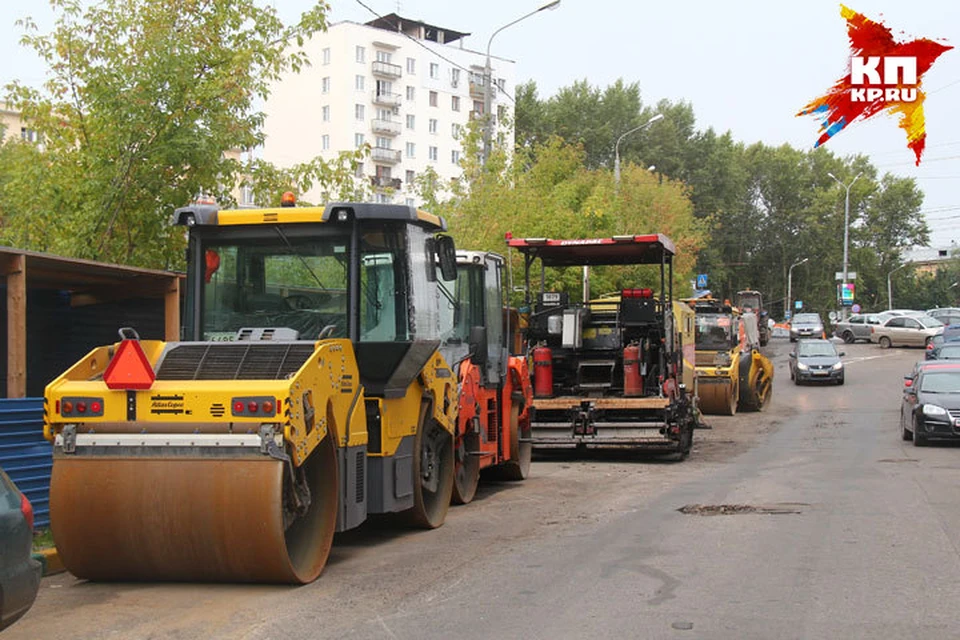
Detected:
[{"left": 32, "top": 528, "right": 55, "bottom": 551}]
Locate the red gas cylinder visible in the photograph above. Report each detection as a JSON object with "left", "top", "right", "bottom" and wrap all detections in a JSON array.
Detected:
[
  {"left": 623, "top": 343, "right": 642, "bottom": 397},
  {"left": 533, "top": 346, "right": 554, "bottom": 398}
]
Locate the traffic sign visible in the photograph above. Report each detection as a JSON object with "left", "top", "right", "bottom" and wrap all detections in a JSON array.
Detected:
[
  {"left": 852, "top": 303, "right": 862, "bottom": 313},
  {"left": 795, "top": 300, "right": 803, "bottom": 310},
  {"left": 696, "top": 274, "right": 708, "bottom": 289},
  {"left": 835, "top": 271, "right": 857, "bottom": 280}
]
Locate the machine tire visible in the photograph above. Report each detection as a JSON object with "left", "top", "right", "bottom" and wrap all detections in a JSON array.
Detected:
[
  {"left": 842, "top": 331, "right": 855, "bottom": 344},
  {"left": 452, "top": 430, "right": 480, "bottom": 505},
  {"left": 912, "top": 419, "right": 927, "bottom": 447},
  {"left": 879, "top": 336, "right": 892, "bottom": 349},
  {"left": 406, "top": 403, "right": 454, "bottom": 529},
  {"left": 496, "top": 405, "right": 532, "bottom": 481},
  {"left": 902, "top": 417, "right": 913, "bottom": 441}
]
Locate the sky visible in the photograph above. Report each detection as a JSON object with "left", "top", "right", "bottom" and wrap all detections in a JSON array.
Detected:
[{"left": 2, "top": 0, "right": 959, "bottom": 246}]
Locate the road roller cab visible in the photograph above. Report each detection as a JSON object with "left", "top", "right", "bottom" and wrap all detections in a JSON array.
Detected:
[
  {"left": 506, "top": 234, "right": 697, "bottom": 457},
  {"left": 44, "top": 201, "right": 462, "bottom": 584}
]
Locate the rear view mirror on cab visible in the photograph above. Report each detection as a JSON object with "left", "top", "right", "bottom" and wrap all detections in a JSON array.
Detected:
[{"left": 435, "top": 234, "right": 457, "bottom": 281}]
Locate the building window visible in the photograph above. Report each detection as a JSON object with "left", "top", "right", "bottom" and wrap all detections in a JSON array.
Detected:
[
  {"left": 429, "top": 91, "right": 438, "bottom": 107},
  {"left": 376, "top": 50, "right": 392, "bottom": 63},
  {"left": 376, "top": 192, "right": 392, "bottom": 204},
  {"left": 355, "top": 133, "right": 365, "bottom": 148},
  {"left": 406, "top": 114, "right": 415, "bottom": 130},
  {"left": 428, "top": 118, "right": 438, "bottom": 134},
  {"left": 322, "top": 105, "right": 330, "bottom": 122},
  {"left": 498, "top": 105, "right": 507, "bottom": 122},
  {"left": 20, "top": 128, "right": 38, "bottom": 143},
  {"left": 406, "top": 86, "right": 415, "bottom": 101},
  {"left": 451, "top": 68, "right": 461, "bottom": 87},
  {"left": 473, "top": 100, "right": 484, "bottom": 114},
  {"left": 451, "top": 95, "right": 460, "bottom": 112},
  {"left": 497, "top": 77, "right": 506, "bottom": 91},
  {"left": 406, "top": 169, "right": 415, "bottom": 184},
  {"left": 355, "top": 46, "right": 365, "bottom": 63},
  {"left": 375, "top": 80, "right": 392, "bottom": 97},
  {"left": 428, "top": 146, "right": 438, "bottom": 161},
  {"left": 406, "top": 57, "right": 416, "bottom": 74},
  {"left": 376, "top": 136, "right": 391, "bottom": 149},
  {"left": 405, "top": 142, "right": 415, "bottom": 158},
  {"left": 377, "top": 108, "right": 392, "bottom": 121},
  {"left": 321, "top": 76, "right": 330, "bottom": 94},
  {"left": 355, "top": 162, "right": 364, "bottom": 178},
  {"left": 451, "top": 123, "right": 461, "bottom": 138},
  {"left": 322, "top": 135, "right": 330, "bottom": 150},
  {"left": 355, "top": 75, "right": 365, "bottom": 91},
  {"left": 429, "top": 63, "right": 439, "bottom": 79},
  {"left": 322, "top": 48, "right": 331, "bottom": 65},
  {"left": 355, "top": 104, "right": 365, "bottom": 120},
  {"left": 451, "top": 149, "right": 460, "bottom": 164}
]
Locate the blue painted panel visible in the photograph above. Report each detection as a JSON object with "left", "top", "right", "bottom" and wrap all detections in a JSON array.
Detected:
[{"left": 0, "top": 398, "right": 50, "bottom": 528}]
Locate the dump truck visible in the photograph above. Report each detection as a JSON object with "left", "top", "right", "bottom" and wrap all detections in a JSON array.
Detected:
[
  {"left": 43, "top": 200, "right": 525, "bottom": 584},
  {"left": 735, "top": 289, "right": 770, "bottom": 346},
  {"left": 689, "top": 297, "right": 774, "bottom": 415},
  {"left": 507, "top": 234, "right": 697, "bottom": 457},
  {"left": 446, "top": 251, "right": 533, "bottom": 504}
]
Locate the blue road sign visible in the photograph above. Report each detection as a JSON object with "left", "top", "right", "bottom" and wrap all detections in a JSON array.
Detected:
[
  {"left": 795, "top": 300, "right": 803, "bottom": 310},
  {"left": 696, "top": 274, "right": 708, "bottom": 289}
]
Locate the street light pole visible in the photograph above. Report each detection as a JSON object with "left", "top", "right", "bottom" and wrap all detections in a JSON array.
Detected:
[
  {"left": 887, "top": 263, "right": 911, "bottom": 310},
  {"left": 827, "top": 171, "right": 862, "bottom": 320},
  {"left": 614, "top": 113, "right": 664, "bottom": 192},
  {"left": 483, "top": 0, "right": 561, "bottom": 163},
  {"left": 787, "top": 257, "right": 809, "bottom": 320}
]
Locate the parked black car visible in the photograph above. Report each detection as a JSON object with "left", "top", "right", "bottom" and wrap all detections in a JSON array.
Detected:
[
  {"left": 789, "top": 338, "right": 845, "bottom": 385},
  {"left": 0, "top": 467, "right": 41, "bottom": 630},
  {"left": 926, "top": 342, "right": 960, "bottom": 361},
  {"left": 901, "top": 362, "right": 960, "bottom": 446}
]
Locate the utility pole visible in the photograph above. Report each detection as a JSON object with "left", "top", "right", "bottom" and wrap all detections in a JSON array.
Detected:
[
  {"left": 827, "top": 171, "right": 862, "bottom": 320},
  {"left": 483, "top": 1, "right": 560, "bottom": 162}
]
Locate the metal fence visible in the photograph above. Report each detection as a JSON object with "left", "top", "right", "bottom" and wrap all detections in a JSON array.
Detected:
[{"left": 0, "top": 398, "right": 50, "bottom": 528}]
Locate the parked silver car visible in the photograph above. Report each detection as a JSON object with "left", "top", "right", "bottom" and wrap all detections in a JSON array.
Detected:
[
  {"left": 871, "top": 314, "right": 944, "bottom": 348},
  {"left": 927, "top": 307, "right": 960, "bottom": 326},
  {"left": 790, "top": 313, "right": 824, "bottom": 342},
  {"left": 834, "top": 313, "right": 882, "bottom": 344}
]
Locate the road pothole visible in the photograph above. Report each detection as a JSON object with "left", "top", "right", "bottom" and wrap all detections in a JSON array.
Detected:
[{"left": 677, "top": 503, "right": 806, "bottom": 516}]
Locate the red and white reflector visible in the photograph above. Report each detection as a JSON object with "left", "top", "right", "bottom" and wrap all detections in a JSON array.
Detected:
[{"left": 103, "top": 340, "right": 156, "bottom": 390}]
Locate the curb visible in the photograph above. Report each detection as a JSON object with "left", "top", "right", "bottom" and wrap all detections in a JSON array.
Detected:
[{"left": 32, "top": 548, "right": 65, "bottom": 577}]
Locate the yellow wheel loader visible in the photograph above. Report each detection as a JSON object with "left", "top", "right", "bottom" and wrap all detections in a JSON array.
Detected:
[
  {"left": 43, "top": 200, "right": 463, "bottom": 584},
  {"left": 690, "top": 298, "right": 773, "bottom": 415}
]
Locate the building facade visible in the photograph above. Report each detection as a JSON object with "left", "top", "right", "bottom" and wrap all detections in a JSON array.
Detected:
[
  {"left": 262, "top": 14, "right": 516, "bottom": 206},
  {"left": 0, "top": 102, "right": 39, "bottom": 145}
]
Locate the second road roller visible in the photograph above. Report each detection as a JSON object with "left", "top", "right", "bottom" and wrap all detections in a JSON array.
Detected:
[
  {"left": 43, "top": 199, "right": 529, "bottom": 584},
  {"left": 689, "top": 297, "right": 774, "bottom": 415}
]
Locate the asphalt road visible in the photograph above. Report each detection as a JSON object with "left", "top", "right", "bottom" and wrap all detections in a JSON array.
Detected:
[{"left": 11, "top": 340, "right": 958, "bottom": 639}]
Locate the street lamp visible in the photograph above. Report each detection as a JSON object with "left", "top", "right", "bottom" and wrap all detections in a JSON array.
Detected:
[
  {"left": 827, "top": 171, "right": 862, "bottom": 320},
  {"left": 614, "top": 113, "right": 664, "bottom": 191},
  {"left": 787, "top": 257, "right": 809, "bottom": 320},
  {"left": 887, "top": 262, "right": 911, "bottom": 310},
  {"left": 483, "top": 0, "right": 561, "bottom": 162}
]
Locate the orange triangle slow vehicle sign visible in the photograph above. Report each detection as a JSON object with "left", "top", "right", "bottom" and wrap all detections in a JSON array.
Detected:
[{"left": 103, "top": 340, "right": 156, "bottom": 390}]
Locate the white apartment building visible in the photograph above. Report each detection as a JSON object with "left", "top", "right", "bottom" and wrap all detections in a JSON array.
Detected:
[{"left": 262, "top": 14, "right": 516, "bottom": 206}]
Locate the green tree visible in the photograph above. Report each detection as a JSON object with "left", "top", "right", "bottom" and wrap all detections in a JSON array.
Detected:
[{"left": 1, "top": 0, "right": 338, "bottom": 268}]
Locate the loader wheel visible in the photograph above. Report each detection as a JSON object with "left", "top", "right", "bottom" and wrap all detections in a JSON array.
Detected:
[
  {"left": 407, "top": 403, "right": 454, "bottom": 529},
  {"left": 452, "top": 430, "right": 480, "bottom": 505},
  {"left": 498, "top": 405, "right": 532, "bottom": 481}
]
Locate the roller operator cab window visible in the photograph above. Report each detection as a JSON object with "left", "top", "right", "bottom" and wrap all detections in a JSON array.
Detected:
[
  {"left": 200, "top": 233, "right": 350, "bottom": 341},
  {"left": 695, "top": 315, "right": 734, "bottom": 350}
]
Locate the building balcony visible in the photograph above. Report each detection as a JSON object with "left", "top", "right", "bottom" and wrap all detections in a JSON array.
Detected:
[
  {"left": 371, "top": 119, "right": 401, "bottom": 136},
  {"left": 370, "top": 176, "right": 402, "bottom": 190},
  {"left": 371, "top": 147, "right": 401, "bottom": 164},
  {"left": 468, "top": 78, "right": 486, "bottom": 98},
  {"left": 372, "top": 60, "right": 402, "bottom": 79},
  {"left": 371, "top": 91, "right": 401, "bottom": 108}
]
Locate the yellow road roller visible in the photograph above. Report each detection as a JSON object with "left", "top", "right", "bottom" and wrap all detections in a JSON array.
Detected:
[
  {"left": 43, "top": 200, "right": 463, "bottom": 584},
  {"left": 690, "top": 298, "right": 773, "bottom": 415}
]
